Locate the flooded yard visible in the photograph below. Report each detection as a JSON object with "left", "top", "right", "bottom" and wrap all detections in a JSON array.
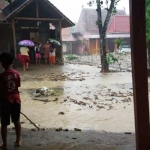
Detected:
[
  {"left": 0, "top": 62, "right": 137, "bottom": 150},
  {"left": 0, "top": 50, "right": 141, "bottom": 150},
  {"left": 19, "top": 64, "right": 134, "bottom": 133}
]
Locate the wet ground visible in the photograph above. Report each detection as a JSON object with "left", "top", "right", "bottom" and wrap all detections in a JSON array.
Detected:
[{"left": 0, "top": 63, "right": 136, "bottom": 149}]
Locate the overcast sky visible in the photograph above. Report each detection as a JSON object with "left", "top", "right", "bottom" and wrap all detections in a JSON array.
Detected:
[{"left": 50, "top": 0, "right": 129, "bottom": 23}]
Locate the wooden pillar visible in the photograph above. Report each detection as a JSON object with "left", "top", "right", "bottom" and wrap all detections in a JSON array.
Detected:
[
  {"left": 114, "top": 44, "right": 117, "bottom": 52},
  {"left": 89, "top": 39, "right": 91, "bottom": 55},
  {"left": 59, "top": 20, "right": 63, "bottom": 63},
  {"left": 96, "top": 39, "right": 98, "bottom": 54},
  {"left": 36, "top": 0, "right": 39, "bottom": 18},
  {"left": 130, "top": 0, "right": 150, "bottom": 149},
  {"left": 70, "top": 42, "right": 72, "bottom": 54},
  {"left": 12, "top": 19, "right": 17, "bottom": 59}
]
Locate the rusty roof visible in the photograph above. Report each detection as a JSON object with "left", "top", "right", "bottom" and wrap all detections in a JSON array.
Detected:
[
  {"left": 0, "top": 0, "right": 74, "bottom": 28},
  {"left": 107, "top": 15, "right": 130, "bottom": 33}
]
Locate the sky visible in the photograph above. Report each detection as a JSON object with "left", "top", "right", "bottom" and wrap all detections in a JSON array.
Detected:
[{"left": 50, "top": 0, "right": 129, "bottom": 23}]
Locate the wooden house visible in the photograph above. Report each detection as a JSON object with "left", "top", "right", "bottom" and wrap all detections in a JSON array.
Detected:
[
  {"left": 107, "top": 15, "right": 130, "bottom": 52},
  {"left": 72, "top": 8, "right": 129, "bottom": 54},
  {"left": 0, "top": 0, "right": 74, "bottom": 62},
  {"left": 62, "top": 27, "right": 77, "bottom": 54}
]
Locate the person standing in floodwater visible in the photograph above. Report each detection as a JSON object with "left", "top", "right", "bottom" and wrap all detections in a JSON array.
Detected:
[
  {"left": 43, "top": 40, "right": 51, "bottom": 65},
  {"left": 34, "top": 42, "right": 41, "bottom": 65},
  {"left": 0, "top": 52, "right": 21, "bottom": 149},
  {"left": 29, "top": 38, "right": 35, "bottom": 64},
  {"left": 49, "top": 43, "right": 56, "bottom": 67},
  {"left": 20, "top": 46, "right": 30, "bottom": 71}
]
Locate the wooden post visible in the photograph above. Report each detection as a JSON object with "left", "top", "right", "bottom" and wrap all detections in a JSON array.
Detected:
[
  {"left": 114, "top": 43, "right": 117, "bottom": 52},
  {"left": 36, "top": 0, "right": 39, "bottom": 18},
  {"left": 59, "top": 20, "right": 63, "bottom": 63},
  {"left": 89, "top": 39, "right": 91, "bottom": 55},
  {"left": 130, "top": 0, "right": 150, "bottom": 149},
  {"left": 70, "top": 42, "right": 72, "bottom": 54},
  {"left": 96, "top": 39, "right": 98, "bottom": 54},
  {"left": 12, "top": 19, "right": 17, "bottom": 59}
]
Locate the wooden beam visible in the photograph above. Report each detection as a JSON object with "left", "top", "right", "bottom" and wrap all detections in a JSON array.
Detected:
[
  {"left": 36, "top": 0, "right": 39, "bottom": 18},
  {"left": 59, "top": 20, "right": 63, "bottom": 63},
  {"left": 14, "top": 17, "right": 61, "bottom": 21},
  {"left": 12, "top": 19, "right": 17, "bottom": 59},
  {"left": 130, "top": 0, "right": 150, "bottom": 149},
  {"left": 70, "top": 42, "right": 72, "bottom": 54},
  {"left": 7, "top": 0, "right": 34, "bottom": 20}
]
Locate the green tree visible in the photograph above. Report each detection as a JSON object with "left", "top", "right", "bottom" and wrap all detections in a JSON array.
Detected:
[
  {"left": 5, "top": 0, "right": 12, "bottom": 3},
  {"left": 88, "top": 0, "right": 120, "bottom": 72},
  {"left": 146, "top": 0, "right": 150, "bottom": 67},
  {"left": 114, "top": 38, "right": 126, "bottom": 51}
]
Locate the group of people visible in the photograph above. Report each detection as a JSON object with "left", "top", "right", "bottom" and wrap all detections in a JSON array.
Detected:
[{"left": 18, "top": 38, "right": 56, "bottom": 71}]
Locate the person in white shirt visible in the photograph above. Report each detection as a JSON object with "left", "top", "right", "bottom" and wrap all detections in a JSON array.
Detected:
[
  {"left": 49, "top": 43, "right": 56, "bottom": 67},
  {"left": 20, "top": 46, "right": 30, "bottom": 71}
]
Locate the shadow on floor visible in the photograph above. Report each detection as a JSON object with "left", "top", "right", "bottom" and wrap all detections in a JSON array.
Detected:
[{"left": 2, "top": 127, "right": 135, "bottom": 150}]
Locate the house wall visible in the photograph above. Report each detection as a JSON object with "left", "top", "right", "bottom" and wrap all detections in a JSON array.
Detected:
[
  {"left": 107, "top": 38, "right": 130, "bottom": 52},
  {"left": 0, "top": 24, "right": 12, "bottom": 52},
  {"left": 89, "top": 39, "right": 100, "bottom": 55}
]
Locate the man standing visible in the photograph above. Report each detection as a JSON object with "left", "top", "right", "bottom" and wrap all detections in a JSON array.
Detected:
[{"left": 29, "top": 38, "right": 35, "bottom": 64}]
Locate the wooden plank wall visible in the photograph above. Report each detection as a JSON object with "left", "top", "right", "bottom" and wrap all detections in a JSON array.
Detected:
[{"left": 0, "top": 24, "right": 11, "bottom": 52}]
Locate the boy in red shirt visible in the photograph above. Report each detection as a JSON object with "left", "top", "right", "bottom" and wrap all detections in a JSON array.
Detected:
[{"left": 0, "top": 52, "right": 21, "bottom": 149}]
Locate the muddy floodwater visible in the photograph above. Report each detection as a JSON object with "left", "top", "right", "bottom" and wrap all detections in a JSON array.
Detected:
[
  {"left": 0, "top": 63, "right": 140, "bottom": 149},
  {"left": 16, "top": 64, "right": 135, "bottom": 133}
]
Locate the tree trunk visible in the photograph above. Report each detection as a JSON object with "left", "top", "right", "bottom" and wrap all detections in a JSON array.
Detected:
[
  {"left": 96, "top": 0, "right": 115, "bottom": 72},
  {"left": 100, "top": 36, "right": 109, "bottom": 72}
]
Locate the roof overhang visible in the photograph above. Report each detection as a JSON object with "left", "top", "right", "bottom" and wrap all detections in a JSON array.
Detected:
[
  {"left": 83, "top": 34, "right": 130, "bottom": 39},
  {"left": 0, "top": 0, "right": 75, "bottom": 28}
]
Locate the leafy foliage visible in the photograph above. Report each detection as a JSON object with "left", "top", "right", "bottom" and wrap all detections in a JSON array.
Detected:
[
  {"left": 114, "top": 38, "right": 126, "bottom": 50},
  {"left": 5, "top": 0, "right": 12, "bottom": 3},
  {"left": 146, "top": 0, "right": 150, "bottom": 67},
  {"left": 107, "top": 52, "right": 128, "bottom": 71},
  {"left": 146, "top": 0, "right": 150, "bottom": 41},
  {"left": 65, "top": 54, "right": 79, "bottom": 61},
  {"left": 107, "top": 53, "right": 118, "bottom": 65}
]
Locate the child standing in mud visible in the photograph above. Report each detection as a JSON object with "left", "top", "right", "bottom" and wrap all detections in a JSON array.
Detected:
[{"left": 0, "top": 52, "right": 21, "bottom": 149}]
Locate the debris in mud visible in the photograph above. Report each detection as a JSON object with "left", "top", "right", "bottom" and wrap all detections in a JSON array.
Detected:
[
  {"left": 97, "top": 105, "right": 105, "bottom": 109},
  {"left": 70, "top": 99, "right": 87, "bottom": 106},
  {"left": 56, "top": 127, "right": 62, "bottom": 131},
  {"left": 33, "top": 87, "right": 54, "bottom": 97},
  {"left": 31, "top": 129, "right": 37, "bottom": 131},
  {"left": 63, "top": 129, "right": 69, "bottom": 131},
  {"left": 74, "top": 128, "right": 82, "bottom": 131},
  {"left": 58, "top": 112, "right": 65, "bottom": 115},
  {"left": 53, "top": 98, "right": 58, "bottom": 101},
  {"left": 125, "top": 132, "right": 132, "bottom": 134}
]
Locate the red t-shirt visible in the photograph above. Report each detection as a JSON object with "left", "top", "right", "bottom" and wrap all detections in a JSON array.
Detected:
[{"left": 0, "top": 69, "right": 21, "bottom": 106}]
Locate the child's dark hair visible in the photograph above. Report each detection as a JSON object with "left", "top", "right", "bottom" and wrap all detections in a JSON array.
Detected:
[{"left": 0, "top": 52, "right": 14, "bottom": 65}]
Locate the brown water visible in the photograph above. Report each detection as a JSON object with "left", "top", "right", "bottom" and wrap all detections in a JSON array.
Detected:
[{"left": 17, "top": 64, "right": 134, "bottom": 133}]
